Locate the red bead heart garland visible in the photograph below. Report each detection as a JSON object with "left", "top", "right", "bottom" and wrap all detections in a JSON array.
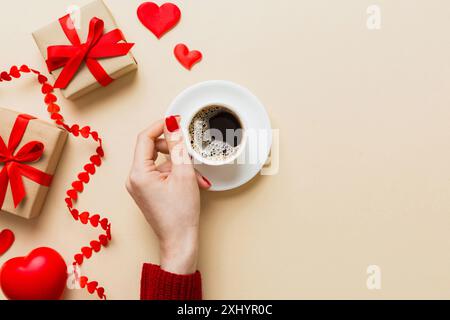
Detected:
[
  {"left": 0, "top": 229, "right": 15, "bottom": 256},
  {"left": 0, "top": 65, "right": 111, "bottom": 300}
]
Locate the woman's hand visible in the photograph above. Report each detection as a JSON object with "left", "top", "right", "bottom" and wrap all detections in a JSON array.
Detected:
[{"left": 126, "top": 116, "right": 211, "bottom": 274}]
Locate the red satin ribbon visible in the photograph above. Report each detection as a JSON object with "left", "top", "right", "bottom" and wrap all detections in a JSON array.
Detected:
[
  {"left": 0, "top": 115, "right": 53, "bottom": 209},
  {"left": 46, "top": 14, "right": 134, "bottom": 89}
]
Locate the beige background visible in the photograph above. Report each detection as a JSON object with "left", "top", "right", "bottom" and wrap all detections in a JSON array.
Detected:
[{"left": 0, "top": 0, "right": 450, "bottom": 300}]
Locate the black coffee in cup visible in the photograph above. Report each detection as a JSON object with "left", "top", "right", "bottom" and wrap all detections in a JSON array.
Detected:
[{"left": 189, "top": 105, "right": 244, "bottom": 163}]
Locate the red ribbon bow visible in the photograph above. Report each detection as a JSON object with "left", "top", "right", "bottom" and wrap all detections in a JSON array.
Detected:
[
  {"left": 0, "top": 115, "right": 53, "bottom": 209},
  {"left": 46, "top": 14, "right": 134, "bottom": 89}
]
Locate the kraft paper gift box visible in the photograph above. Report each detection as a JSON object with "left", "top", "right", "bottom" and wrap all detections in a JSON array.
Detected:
[
  {"left": 32, "top": 0, "right": 137, "bottom": 100},
  {"left": 0, "top": 108, "right": 68, "bottom": 219}
]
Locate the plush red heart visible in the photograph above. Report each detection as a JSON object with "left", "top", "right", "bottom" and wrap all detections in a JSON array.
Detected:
[
  {"left": 174, "top": 44, "right": 203, "bottom": 70},
  {"left": 0, "top": 247, "right": 67, "bottom": 300},
  {"left": 137, "top": 2, "right": 181, "bottom": 39},
  {"left": 0, "top": 229, "right": 15, "bottom": 256}
]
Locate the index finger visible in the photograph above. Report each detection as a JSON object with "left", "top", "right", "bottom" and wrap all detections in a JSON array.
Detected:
[{"left": 133, "top": 120, "right": 165, "bottom": 168}]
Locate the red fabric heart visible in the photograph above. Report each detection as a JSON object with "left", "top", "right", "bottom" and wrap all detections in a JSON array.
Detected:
[
  {"left": 137, "top": 2, "right": 181, "bottom": 39},
  {"left": 0, "top": 230, "right": 15, "bottom": 256},
  {"left": 0, "top": 247, "right": 67, "bottom": 300},
  {"left": 174, "top": 44, "right": 203, "bottom": 70}
]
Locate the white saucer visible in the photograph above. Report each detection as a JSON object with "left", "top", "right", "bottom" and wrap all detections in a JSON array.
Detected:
[{"left": 166, "top": 80, "right": 272, "bottom": 191}]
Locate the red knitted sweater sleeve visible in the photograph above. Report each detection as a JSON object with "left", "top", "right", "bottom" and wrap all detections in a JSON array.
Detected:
[{"left": 140, "top": 263, "right": 203, "bottom": 300}]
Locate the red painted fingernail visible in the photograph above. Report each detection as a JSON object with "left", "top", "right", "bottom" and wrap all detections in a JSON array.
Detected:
[
  {"left": 202, "top": 176, "right": 212, "bottom": 187},
  {"left": 165, "top": 116, "right": 179, "bottom": 132}
]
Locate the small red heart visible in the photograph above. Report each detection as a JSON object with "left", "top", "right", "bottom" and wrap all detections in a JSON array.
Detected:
[
  {"left": 91, "top": 131, "right": 99, "bottom": 141},
  {"left": 99, "top": 235, "right": 108, "bottom": 246},
  {"left": 80, "top": 126, "right": 91, "bottom": 138},
  {"left": 79, "top": 212, "right": 90, "bottom": 225},
  {"left": 41, "top": 83, "right": 53, "bottom": 94},
  {"left": 51, "top": 112, "right": 63, "bottom": 122},
  {"left": 96, "top": 147, "right": 105, "bottom": 157},
  {"left": 90, "top": 155, "right": 102, "bottom": 167},
  {"left": 1, "top": 72, "right": 12, "bottom": 81},
  {"left": 20, "top": 65, "right": 30, "bottom": 73},
  {"left": 0, "top": 229, "right": 15, "bottom": 256},
  {"left": 0, "top": 247, "right": 67, "bottom": 300},
  {"left": 81, "top": 247, "right": 92, "bottom": 259},
  {"left": 47, "top": 103, "right": 60, "bottom": 114},
  {"left": 100, "top": 219, "right": 109, "bottom": 231},
  {"left": 71, "top": 124, "right": 80, "bottom": 136},
  {"left": 137, "top": 2, "right": 181, "bottom": 39},
  {"left": 9, "top": 66, "right": 20, "bottom": 78},
  {"left": 89, "top": 215, "right": 100, "bottom": 228},
  {"left": 90, "top": 241, "right": 101, "bottom": 252},
  {"left": 38, "top": 74, "right": 48, "bottom": 84},
  {"left": 84, "top": 163, "right": 96, "bottom": 174},
  {"left": 97, "top": 287, "right": 105, "bottom": 299},
  {"left": 74, "top": 254, "right": 84, "bottom": 265},
  {"left": 44, "top": 93, "right": 57, "bottom": 104},
  {"left": 78, "top": 172, "right": 90, "bottom": 183},
  {"left": 72, "top": 181, "right": 84, "bottom": 193},
  {"left": 79, "top": 276, "right": 88, "bottom": 288},
  {"left": 65, "top": 198, "right": 73, "bottom": 208},
  {"left": 174, "top": 44, "right": 202, "bottom": 70},
  {"left": 71, "top": 209, "right": 79, "bottom": 220},
  {"left": 87, "top": 281, "right": 98, "bottom": 294},
  {"left": 66, "top": 189, "right": 78, "bottom": 201}
]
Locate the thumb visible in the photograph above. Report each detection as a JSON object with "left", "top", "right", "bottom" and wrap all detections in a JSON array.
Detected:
[{"left": 164, "top": 116, "right": 194, "bottom": 174}]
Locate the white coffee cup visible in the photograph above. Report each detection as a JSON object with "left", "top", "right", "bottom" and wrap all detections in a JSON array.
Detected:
[{"left": 183, "top": 103, "right": 247, "bottom": 166}]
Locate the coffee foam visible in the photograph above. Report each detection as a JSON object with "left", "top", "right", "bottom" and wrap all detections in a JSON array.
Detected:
[{"left": 189, "top": 106, "right": 240, "bottom": 162}]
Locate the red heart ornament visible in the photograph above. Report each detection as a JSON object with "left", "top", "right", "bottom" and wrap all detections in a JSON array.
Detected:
[
  {"left": 0, "top": 247, "right": 67, "bottom": 300},
  {"left": 0, "top": 229, "right": 15, "bottom": 256},
  {"left": 174, "top": 44, "right": 203, "bottom": 70},
  {"left": 137, "top": 2, "right": 181, "bottom": 39}
]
